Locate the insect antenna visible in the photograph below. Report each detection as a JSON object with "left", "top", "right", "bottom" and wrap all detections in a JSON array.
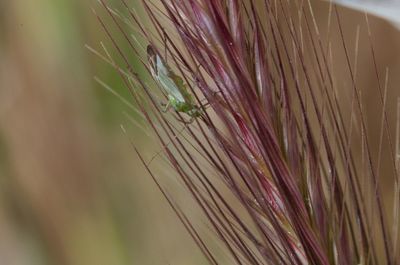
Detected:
[{"left": 162, "top": 27, "right": 168, "bottom": 63}]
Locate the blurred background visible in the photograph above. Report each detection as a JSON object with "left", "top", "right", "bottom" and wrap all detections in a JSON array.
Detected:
[{"left": 0, "top": 0, "right": 399, "bottom": 264}]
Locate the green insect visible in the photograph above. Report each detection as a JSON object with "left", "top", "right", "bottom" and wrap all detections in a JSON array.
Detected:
[{"left": 147, "top": 45, "right": 203, "bottom": 122}]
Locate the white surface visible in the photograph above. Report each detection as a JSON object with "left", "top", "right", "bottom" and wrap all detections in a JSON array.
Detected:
[{"left": 333, "top": 0, "right": 400, "bottom": 28}]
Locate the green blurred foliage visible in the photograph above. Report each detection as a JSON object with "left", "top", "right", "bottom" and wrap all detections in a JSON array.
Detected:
[{"left": 0, "top": 0, "right": 202, "bottom": 264}]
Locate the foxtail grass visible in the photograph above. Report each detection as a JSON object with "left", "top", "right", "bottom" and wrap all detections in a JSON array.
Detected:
[{"left": 92, "top": 0, "right": 400, "bottom": 264}]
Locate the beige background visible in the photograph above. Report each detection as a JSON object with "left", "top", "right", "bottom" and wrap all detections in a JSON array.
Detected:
[{"left": 0, "top": 0, "right": 398, "bottom": 264}]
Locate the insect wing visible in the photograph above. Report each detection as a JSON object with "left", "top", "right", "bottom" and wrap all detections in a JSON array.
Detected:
[
  {"left": 147, "top": 45, "right": 185, "bottom": 102},
  {"left": 156, "top": 57, "right": 186, "bottom": 102}
]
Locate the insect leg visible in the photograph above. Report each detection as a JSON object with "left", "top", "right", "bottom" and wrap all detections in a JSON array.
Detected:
[
  {"left": 171, "top": 111, "right": 195, "bottom": 124},
  {"left": 178, "top": 116, "right": 194, "bottom": 124},
  {"left": 199, "top": 91, "right": 222, "bottom": 109},
  {"left": 161, "top": 101, "right": 171, "bottom": 113},
  {"left": 201, "top": 102, "right": 210, "bottom": 109}
]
